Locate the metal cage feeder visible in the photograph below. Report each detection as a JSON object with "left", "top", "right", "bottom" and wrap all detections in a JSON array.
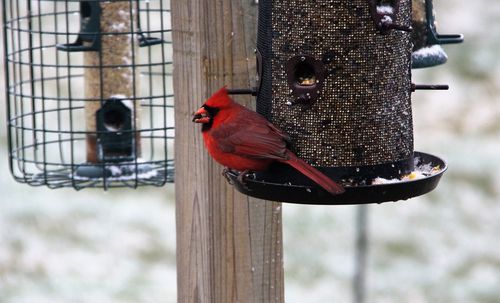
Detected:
[
  {"left": 2, "top": 0, "right": 174, "bottom": 189},
  {"left": 411, "top": 0, "right": 463, "bottom": 69},
  {"left": 227, "top": 0, "right": 452, "bottom": 204}
]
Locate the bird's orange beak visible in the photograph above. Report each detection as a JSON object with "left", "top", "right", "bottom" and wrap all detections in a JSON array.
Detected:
[{"left": 192, "top": 106, "right": 211, "bottom": 123}]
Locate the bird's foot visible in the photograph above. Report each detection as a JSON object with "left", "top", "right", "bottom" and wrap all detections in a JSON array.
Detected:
[
  {"left": 237, "top": 170, "right": 255, "bottom": 191},
  {"left": 222, "top": 168, "right": 235, "bottom": 185},
  {"left": 222, "top": 169, "right": 255, "bottom": 191}
]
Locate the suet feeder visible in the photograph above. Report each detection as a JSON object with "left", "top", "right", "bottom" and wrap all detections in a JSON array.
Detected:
[
  {"left": 411, "top": 0, "right": 463, "bottom": 68},
  {"left": 2, "top": 0, "right": 174, "bottom": 189},
  {"left": 227, "top": 0, "right": 452, "bottom": 204}
]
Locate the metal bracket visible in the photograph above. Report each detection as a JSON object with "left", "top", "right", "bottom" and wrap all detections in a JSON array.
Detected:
[
  {"left": 425, "top": 0, "right": 464, "bottom": 45},
  {"left": 135, "top": 0, "right": 165, "bottom": 47},
  {"left": 57, "top": 1, "right": 101, "bottom": 52}
]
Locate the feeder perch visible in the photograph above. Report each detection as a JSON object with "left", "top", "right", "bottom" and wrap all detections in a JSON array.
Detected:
[
  {"left": 411, "top": 0, "right": 463, "bottom": 68},
  {"left": 2, "top": 0, "right": 174, "bottom": 189},
  {"left": 227, "top": 0, "right": 448, "bottom": 204}
]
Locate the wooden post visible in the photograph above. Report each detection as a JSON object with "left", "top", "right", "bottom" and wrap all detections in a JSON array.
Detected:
[
  {"left": 172, "top": 0, "right": 285, "bottom": 302},
  {"left": 353, "top": 205, "right": 369, "bottom": 303}
]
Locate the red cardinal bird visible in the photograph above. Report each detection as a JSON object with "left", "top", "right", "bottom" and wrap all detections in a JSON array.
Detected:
[{"left": 192, "top": 87, "right": 344, "bottom": 195}]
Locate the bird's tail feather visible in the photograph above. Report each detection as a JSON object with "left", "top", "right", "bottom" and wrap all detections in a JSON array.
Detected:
[{"left": 284, "top": 152, "right": 345, "bottom": 195}]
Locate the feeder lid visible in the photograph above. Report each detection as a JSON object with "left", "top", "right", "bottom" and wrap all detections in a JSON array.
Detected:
[{"left": 227, "top": 152, "right": 446, "bottom": 205}]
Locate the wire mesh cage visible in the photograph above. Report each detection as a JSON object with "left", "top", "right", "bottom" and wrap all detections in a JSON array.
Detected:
[{"left": 2, "top": 0, "right": 174, "bottom": 189}]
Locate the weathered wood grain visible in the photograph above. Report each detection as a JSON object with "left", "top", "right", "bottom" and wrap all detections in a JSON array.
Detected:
[{"left": 172, "top": 0, "right": 284, "bottom": 302}]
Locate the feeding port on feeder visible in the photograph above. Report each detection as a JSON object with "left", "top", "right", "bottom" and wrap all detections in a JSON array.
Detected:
[
  {"left": 2, "top": 0, "right": 174, "bottom": 189},
  {"left": 227, "top": 0, "right": 462, "bottom": 204}
]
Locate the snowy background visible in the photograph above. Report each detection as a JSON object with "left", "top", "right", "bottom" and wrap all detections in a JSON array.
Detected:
[{"left": 1, "top": 0, "right": 500, "bottom": 302}]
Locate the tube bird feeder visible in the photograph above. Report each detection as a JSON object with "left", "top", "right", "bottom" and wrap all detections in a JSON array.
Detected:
[
  {"left": 228, "top": 0, "right": 450, "bottom": 204},
  {"left": 2, "top": 0, "right": 174, "bottom": 189}
]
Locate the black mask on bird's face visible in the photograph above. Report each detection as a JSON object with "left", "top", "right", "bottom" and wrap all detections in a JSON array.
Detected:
[{"left": 192, "top": 104, "right": 219, "bottom": 131}]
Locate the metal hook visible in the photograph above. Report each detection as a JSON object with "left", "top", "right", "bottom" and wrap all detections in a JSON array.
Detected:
[
  {"left": 135, "top": 0, "right": 165, "bottom": 47},
  {"left": 56, "top": 1, "right": 101, "bottom": 52},
  {"left": 424, "top": 0, "right": 463, "bottom": 45}
]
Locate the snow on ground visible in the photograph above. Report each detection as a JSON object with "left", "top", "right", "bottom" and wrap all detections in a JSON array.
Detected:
[{"left": 0, "top": 170, "right": 177, "bottom": 303}]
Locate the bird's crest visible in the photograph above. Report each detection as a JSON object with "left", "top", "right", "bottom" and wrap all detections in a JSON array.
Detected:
[{"left": 204, "top": 86, "right": 233, "bottom": 108}]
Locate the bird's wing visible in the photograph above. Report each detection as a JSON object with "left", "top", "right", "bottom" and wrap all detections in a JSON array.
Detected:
[{"left": 211, "top": 114, "right": 289, "bottom": 160}]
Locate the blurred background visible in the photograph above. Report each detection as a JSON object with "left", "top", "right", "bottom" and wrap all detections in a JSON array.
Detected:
[{"left": 1, "top": 0, "right": 499, "bottom": 302}]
